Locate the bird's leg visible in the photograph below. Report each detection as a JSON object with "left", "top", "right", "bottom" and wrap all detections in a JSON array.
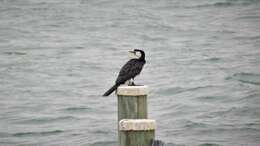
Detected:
[
  {"left": 128, "top": 78, "right": 135, "bottom": 86},
  {"left": 128, "top": 79, "right": 132, "bottom": 86},
  {"left": 132, "top": 78, "right": 136, "bottom": 86}
]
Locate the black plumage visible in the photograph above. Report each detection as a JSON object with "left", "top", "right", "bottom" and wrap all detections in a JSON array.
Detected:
[{"left": 103, "top": 49, "right": 146, "bottom": 96}]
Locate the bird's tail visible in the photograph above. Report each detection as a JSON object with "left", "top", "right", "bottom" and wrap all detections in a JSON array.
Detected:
[{"left": 103, "top": 84, "right": 119, "bottom": 96}]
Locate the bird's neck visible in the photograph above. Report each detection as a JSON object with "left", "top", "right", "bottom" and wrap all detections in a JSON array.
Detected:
[
  {"left": 139, "top": 52, "right": 145, "bottom": 62},
  {"left": 139, "top": 57, "right": 145, "bottom": 62}
]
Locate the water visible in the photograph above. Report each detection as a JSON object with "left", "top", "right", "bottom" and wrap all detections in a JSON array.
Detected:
[{"left": 0, "top": 0, "right": 260, "bottom": 146}]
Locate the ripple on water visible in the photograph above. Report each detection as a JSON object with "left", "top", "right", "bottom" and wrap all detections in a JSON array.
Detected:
[
  {"left": 195, "top": 96, "right": 226, "bottom": 103},
  {"left": 204, "top": 57, "right": 221, "bottom": 62},
  {"left": 16, "top": 116, "right": 79, "bottom": 125},
  {"left": 89, "top": 141, "right": 116, "bottom": 146},
  {"left": 190, "top": 0, "right": 260, "bottom": 8},
  {"left": 165, "top": 143, "right": 186, "bottom": 146},
  {"left": 196, "top": 144, "right": 222, "bottom": 146},
  {"left": 226, "top": 72, "right": 260, "bottom": 85},
  {"left": 88, "top": 141, "right": 221, "bottom": 146},
  {"left": 2, "top": 52, "right": 27, "bottom": 56},
  {"left": 12, "top": 130, "right": 64, "bottom": 137},
  {"left": 238, "top": 93, "right": 260, "bottom": 104},
  {"left": 160, "top": 142, "right": 222, "bottom": 146},
  {"left": 182, "top": 120, "right": 209, "bottom": 129},
  {"left": 63, "top": 106, "right": 92, "bottom": 112},
  {"left": 156, "top": 87, "right": 186, "bottom": 95},
  {"left": 157, "top": 85, "right": 217, "bottom": 96}
]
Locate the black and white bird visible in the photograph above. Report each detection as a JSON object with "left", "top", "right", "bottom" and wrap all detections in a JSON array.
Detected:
[{"left": 103, "top": 49, "right": 146, "bottom": 96}]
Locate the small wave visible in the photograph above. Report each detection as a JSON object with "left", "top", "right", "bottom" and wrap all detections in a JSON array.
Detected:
[
  {"left": 93, "top": 130, "right": 111, "bottom": 135},
  {"left": 237, "top": 15, "right": 260, "bottom": 20},
  {"left": 64, "top": 107, "right": 92, "bottom": 111},
  {"left": 3, "top": 51, "right": 27, "bottom": 56},
  {"left": 75, "top": 46, "right": 85, "bottom": 50},
  {"left": 186, "top": 85, "right": 219, "bottom": 92},
  {"left": 141, "top": 34, "right": 167, "bottom": 42},
  {"left": 196, "top": 96, "right": 224, "bottom": 102},
  {"left": 183, "top": 120, "right": 209, "bottom": 129},
  {"left": 213, "top": 2, "right": 233, "bottom": 7},
  {"left": 158, "top": 85, "right": 218, "bottom": 96},
  {"left": 238, "top": 93, "right": 260, "bottom": 103},
  {"left": 204, "top": 57, "right": 221, "bottom": 62},
  {"left": 182, "top": 2, "right": 232, "bottom": 9},
  {"left": 12, "top": 130, "right": 63, "bottom": 137},
  {"left": 165, "top": 142, "right": 186, "bottom": 146},
  {"left": 188, "top": 0, "right": 260, "bottom": 8},
  {"left": 243, "top": 122, "right": 260, "bottom": 127},
  {"left": 89, "top": 141, "right": 116, "bottom": 146},
  {"left": 233, "top": 35, "right": 260, "bottom": 41},
  {"left": 226, "top": 72, "right": 260, "bottom": 85},
  {"left": 17, "top": 116, "right": 78, "bottom": 124},
  {"left": 157, "top": 87, "right": 186, "bottom": 95},
  {"left": 197, "top": 144, "right": 222, "bottom": 146}
]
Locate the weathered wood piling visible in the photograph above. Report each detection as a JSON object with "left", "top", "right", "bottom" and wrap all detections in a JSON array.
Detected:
[
  {"left": 117, "top": 85, "right": 149, "bottom": 121},
  {"left": 119, "top": 119, "right": 156, "bottom": 146},
  {"left": 116, "top": 85, "right": 159, "bottom": 146}
]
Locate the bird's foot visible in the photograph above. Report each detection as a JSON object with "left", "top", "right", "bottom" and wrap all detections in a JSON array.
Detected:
[{"left": 128, "top": 82, "right": 136, "bottom": 86}]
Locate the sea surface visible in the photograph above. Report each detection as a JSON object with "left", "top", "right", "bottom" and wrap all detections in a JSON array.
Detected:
[{"left": 0, "top": 0, "right": 260, "bottom": 146}]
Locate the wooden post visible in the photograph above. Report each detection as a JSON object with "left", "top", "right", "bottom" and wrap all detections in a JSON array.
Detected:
[
  {"left": 117, "top": 85, "right": 158, "bottom": 146},
  {"left": 119, "top": 119, "right": 156, "bottom": 146},
  {"left": 117, "top": 85, "right": 149, "bottom": 122}
]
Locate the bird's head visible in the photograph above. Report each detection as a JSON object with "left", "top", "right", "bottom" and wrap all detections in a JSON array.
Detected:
[{"left": 128, "top": 49, "right": 145, "bottom": 60}]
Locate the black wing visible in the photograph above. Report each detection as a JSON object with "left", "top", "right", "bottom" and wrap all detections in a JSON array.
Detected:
[{"left": 116, "top": 59, "right": 145, "bottom": 84}]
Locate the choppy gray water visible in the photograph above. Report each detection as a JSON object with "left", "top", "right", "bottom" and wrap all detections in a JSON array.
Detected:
[{"left": 0, "top": 0, "right": 260, "bottom": 146}]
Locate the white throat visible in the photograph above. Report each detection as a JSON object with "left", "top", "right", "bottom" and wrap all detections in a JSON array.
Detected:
[{"left": 128, "top": 51, "right": 141, "bottom": 59}]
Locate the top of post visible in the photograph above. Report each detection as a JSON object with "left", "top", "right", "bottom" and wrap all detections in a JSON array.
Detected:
[{"left": 117, "top": 85, "right": 149, "bottom": 96}]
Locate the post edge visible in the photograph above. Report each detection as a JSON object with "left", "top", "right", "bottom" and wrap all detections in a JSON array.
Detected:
[
  {"left": 117, "top": 85, "right": 149, "bottom": 96},
  {"left": 119, "top": 119, "right": 156, "bottom": 131}
]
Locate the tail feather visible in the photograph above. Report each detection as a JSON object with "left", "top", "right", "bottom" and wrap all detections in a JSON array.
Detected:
[{"left": 103, "top": 84, "right": 119, "bottom": 96}]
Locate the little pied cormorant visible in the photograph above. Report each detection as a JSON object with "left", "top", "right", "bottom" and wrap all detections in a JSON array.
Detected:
[{"left": 103, "top": 49, "right": 146, "bottom": 96}]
